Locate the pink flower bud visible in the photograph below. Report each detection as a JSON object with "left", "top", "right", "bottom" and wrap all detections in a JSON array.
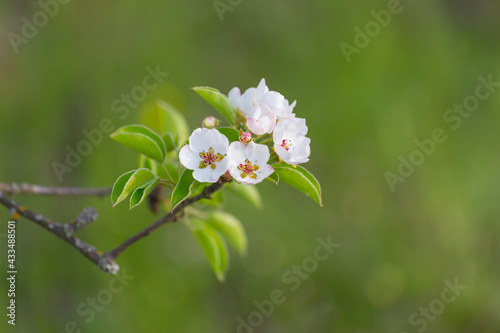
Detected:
[
  {"left": 239, "top": 131, "right": 252, "bottom": 144},
  {"left": 202, "top": 117, "right": 219, "bottom": 129}
]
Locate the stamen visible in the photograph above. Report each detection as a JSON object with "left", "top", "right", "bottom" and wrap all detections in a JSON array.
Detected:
[
  {"left": 281, "top": 139, "right": 292, "bottom": 151},
  {"left": 237, "top": 159, "right": 259, "bottom": 180},
  {"left": 199, "top": 147, "right": 225, "bottom": 169}
]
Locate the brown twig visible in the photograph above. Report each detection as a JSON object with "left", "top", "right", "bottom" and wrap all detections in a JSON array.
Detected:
[
  {"left": 105, "top": 177, "right": 229, "bottom": 260},
  {"left": 0, "top": 191, "right": 118, "bottom": 273},
  {"left": 0, "top": 182, "right": 111, "bottom": 197},
  {"left": 0, "top": 177, "right": 230, "bottom": 274}
]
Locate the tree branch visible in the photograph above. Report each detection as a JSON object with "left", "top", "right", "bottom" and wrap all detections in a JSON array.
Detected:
[
  {"left": 105, "top": 177, "right": 229, "bottom": 260},
  {"left": 0, "top": 177, "right": 230, "bottom": 274},
  {"left": 0, "top": 191, "right": 118, "bottom": 273},
  {"left": 0, "top": 182, "right": 111, "bottom": 197}
]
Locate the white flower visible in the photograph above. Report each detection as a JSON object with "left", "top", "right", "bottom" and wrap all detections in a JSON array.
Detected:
[
  {"left": 246, "top": 103, "right": 276, "bottom": 135},
  {"left": 179, "top": 128, "right": 229, "bottom": 183},
  {"left": 227, "top": 142, "right": 274, "bottom": 185},
  {"left": 260, "top": 91, "right": 296, "bottom": 119},
  {"left": 228, "top": 79, "right": 297, "bottom": 135},
  {"left": 228, "top": 79, "right": 269, "bottom": 116},
  {"left": 273, "top": 118, "right": 311, "bottom": 164}
]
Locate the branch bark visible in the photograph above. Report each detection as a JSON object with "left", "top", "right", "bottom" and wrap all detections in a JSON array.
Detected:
[
  {"left": 0, "top": 182, "right": 111, "bottom": 197},
  {"left": 0, "top": 177, "right": 230, "bottom": 274},
  {"left": 0, "top": 191, "right": 118, "bottom": 273}
]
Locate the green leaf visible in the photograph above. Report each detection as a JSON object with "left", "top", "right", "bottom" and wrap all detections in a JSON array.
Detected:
[
  {"left": 111, "top": 170, "right": 135, "bottom": 205},
  {"left": 171, "top": 170, "right": 199, "bottom": 210},
  {"left": 138, "top": 155, "right": 158, "bottom": 176},
  {"left": 228, "top": 182, "right": 262, "bottom": 209},
  {"left": 272, "top": 164, "right": 322, "bottom": 206},
  {"left": 157, "top": 100, "right": 189, "bottom": 145},
  {"left": 110, "top": 125, "right": 166, "bottom": 163},
  {"left": 217, "top": 127, "right": 240, "bottom": 142},
  {"left": 156, "top": 164, "right": 174, "bottom": 183},
  {"left": 266, "top": 171, "right": 279, "bottom": 184},
  {"left": 192, "top": 87, "right": 236, "bottom": 125},
  {"left": 207, "top": 211, "right": 247, "bottom": 256},
  {"left": 138, "top": 154, "right": 153, "bottom": 170},
  {"left": 163, "top": 133, "right": 176, "bottom": 152},
  {"left": 112, "top": 168, "right": 159, "bottom": 207},
  {"left": 189, "top": 220, "right": 229, "bottom": 282},
  {"left": 129, "top": 177, "right": 160, "bottom": 209},
  {"left": 163, "top": 161, "right": 180, "bottom": 182}
]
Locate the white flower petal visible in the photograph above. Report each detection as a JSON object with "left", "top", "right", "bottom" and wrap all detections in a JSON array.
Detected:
[
  {"left": 260, "top": 91, "right": 296, "bottom": 119},
  {"left": 189, "top": 128, "right": 210, "bottom": 152},
  {"left": 239, "top": 87, "right": 256, "bottom": 115},
  {"left": 257, "top": 116, "right": 274, "bottom": 134},
  {"left": 245, "top": 141, "right": 270, "bottom": 165},
  {"left": 193, "top": 167, "right": 220, "bottom": 183},
  {"left": 295, "top": 118, "right": 308, "bottom": 136},
  {"left": 228, "top": 142, "right": 246, "bottom": 162},
  {"left": 248, "top": 104, "right": 263, "bottom": 119},
  {"left": 257, "top": 164, "right": 274, "bottom": 180},
  {"left": 228, "top": 87, "right": 241, "bottom": 110},
  {"left": 274, "top": 144, "right": 293, "bottom": 162},
  {"left": 246, "top": 104, "right": 276, "bottom": 135},
  {"left": 261, "top": 91, "right": 284, "bottom": 110},
  {"left": 272, "top": 122, "right": 285, "bottom": 142},
  {"left": 247, "top": 118, "right": 264, "bottom": 136},
  {"left": 237, "top": 175, "right": 259, "bottom": 185},
  {"left": 206, "top": 128, "right": 229, "bottom": 151},
  {"left": 255, "top": 78, "right": 269, "bottom": 100},
  {"left": 179, "top": 145, "right": 200, "bottom": 170}
]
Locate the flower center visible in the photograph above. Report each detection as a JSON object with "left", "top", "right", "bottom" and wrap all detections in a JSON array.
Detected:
[
  {"left": 199, "top": 147, "right": 225, "bottom": 170},
  {"left": 237, "top": 159, "right": 260, "bottom": 179},
  {"left": 281, "top": 139, "right": 292, "bottom": 151}
]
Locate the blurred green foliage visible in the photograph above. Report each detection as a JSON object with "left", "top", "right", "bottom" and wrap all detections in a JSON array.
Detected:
[{"left": 1, "top": 0, "right": 500, "bottom": 332}]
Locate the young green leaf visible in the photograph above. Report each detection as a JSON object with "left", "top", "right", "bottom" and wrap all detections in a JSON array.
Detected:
[
  {"left": 227, "top": 182, "right": 262, "bottom": 209},
  {"left": 192, "top": 87, "right": 236, "bottom": 125},
  {"left": 157, "top": 100, "right": 189, "bottom": 145},
  {"left": 129, "top": 177, "right": 160, "bottom": 209},
  {"left": 171, "top": 169, "right": 199, "bottom": 209},
  {"left": 189, "top": 220, "right": 229, "bottom": 282},
  {"left": 163, "top": 133, "right": 176, "bottom": 152},
  {"left": 111, "top": 170, "right": 135, "bottom": 205},
  {"left": 110, "top": 125, "right": 166, "bottom": 163},
  {"left": 272, "top": 164, "right": 322, "bottom": 206},
  {"left": 112, "top": 168, "right": 157, "bottom": 206},
  {"left": 217, "top": 127, "right": 240, "bottom": 142},
  {"left": 207, "top": 211, "right": 247, "bottom": 256}
]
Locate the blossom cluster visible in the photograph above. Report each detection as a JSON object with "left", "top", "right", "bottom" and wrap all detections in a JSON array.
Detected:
[{"left": 180, "top": 79, "right": 311, "bottom": 184}]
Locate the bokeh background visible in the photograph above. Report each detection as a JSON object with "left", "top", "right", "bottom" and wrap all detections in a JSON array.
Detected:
[{"left": 1, "top": 0, "right": 500, "bottom": 332}]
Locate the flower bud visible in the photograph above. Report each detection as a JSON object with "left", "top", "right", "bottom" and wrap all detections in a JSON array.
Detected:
[
  {"left": 202, "top": 117, "right": 220, "bottom": 129},
  {"left": 239, "top": 131, "right": 252, "bottom": 144}
]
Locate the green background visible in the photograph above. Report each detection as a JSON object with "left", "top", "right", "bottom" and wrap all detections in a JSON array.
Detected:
[{"left": 1, "top": 0, "right": 500, "bottom": 332}]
